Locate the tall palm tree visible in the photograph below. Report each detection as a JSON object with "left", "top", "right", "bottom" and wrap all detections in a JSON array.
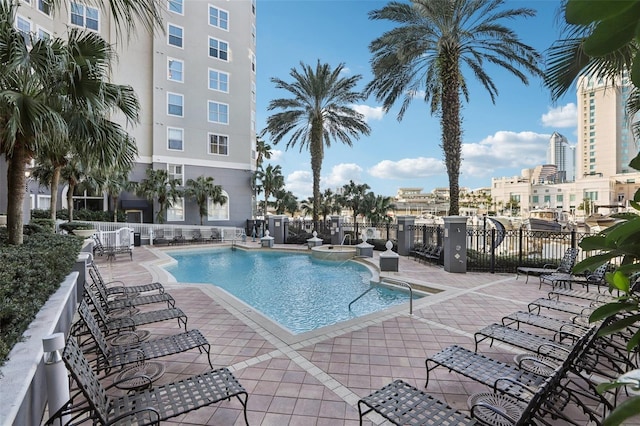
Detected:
[
  {"left": 98, "top": 168, "right": 135, "bottom": 222},
  {"left": 340, "top": 180, "right": 371, "bottom": 226},
  {"left": 273, "top": 189, "right": 298, "bottom": 216},
  {"left": 255, "top": 164, "right": 284, "bottom": 216},
  {"left": 183, "top": 176, "right": 227, "bottom": 225},
  {"left": 0, "top": 4, "right": 139, "bottom": 244},
  {"left": 134, "top": 168, "right": 183, "bottom": 224},
  {"left": 366, "top": 0, "right": 543, "bottom": 216},
  {"left": 264, "top": 60, "right": 371, "bottom": 223}
]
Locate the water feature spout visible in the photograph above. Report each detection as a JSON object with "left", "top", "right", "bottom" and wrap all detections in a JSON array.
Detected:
[{"left": 341, "top": 234, "right": 352, "bottom": 246}]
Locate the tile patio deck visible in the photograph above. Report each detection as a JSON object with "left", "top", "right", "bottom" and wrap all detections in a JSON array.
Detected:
[{"left": 86, "top": 242, "right": 629, "bottom": 425}]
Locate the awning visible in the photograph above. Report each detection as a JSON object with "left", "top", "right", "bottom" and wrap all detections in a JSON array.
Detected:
[{"left": 120, "top": 199, "right": 149, "bottom": 210}]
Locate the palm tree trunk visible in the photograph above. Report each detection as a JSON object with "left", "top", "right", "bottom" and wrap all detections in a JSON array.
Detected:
[
  {"left": 440, "top": 54, "right": 462, "bottom": 216},
  {"left": 49, "top": 166, "right": 61, "bottom": 221},
  {"left": 67, "top": 182, "right": 75, "bottom": 221},
  {"left": 310, "top": 124, "right": 324, "bottom": 223},
  {"left": 113, "top": 195, "right": 119, "bottom": 222},
  {"left": 6, "top": 142, "right": 27, "bottom": 245}
]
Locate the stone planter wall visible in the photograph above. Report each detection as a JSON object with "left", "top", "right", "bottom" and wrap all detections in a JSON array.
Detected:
[{"left": 0, "top": 270, "right": 79, "bottom": 426}]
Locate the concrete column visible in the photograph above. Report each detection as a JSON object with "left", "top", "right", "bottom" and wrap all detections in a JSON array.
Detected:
[
  {"left": 443, "top": 216, "right": 467, "bottom": 273},
  {"left": 330, "top": 215, "right": 343, "bottom": 245},
  {"left": 73, "top": 253, "right": 91, "bottom": 301},
  {"left": 395, "top": 216, "right": 415, "bottom": 256},
  {"left": 268, "top": 215, "right": 288, "bottom": 244}
]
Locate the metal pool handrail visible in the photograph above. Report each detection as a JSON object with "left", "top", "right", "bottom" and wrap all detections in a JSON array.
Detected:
[{"left": 348, "top": 278, "right": 414, "bottom": 315}]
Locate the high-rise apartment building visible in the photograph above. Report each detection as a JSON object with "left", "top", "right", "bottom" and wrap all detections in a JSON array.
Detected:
[
  {"left": 576, "top": 74, "right": 636, "bottom": 179},
  {"left": 546, "top": 132, "right": 575, "bottom": 182},
  {"left": 2, "top": 0, "right": 256, "bottom": 226}
]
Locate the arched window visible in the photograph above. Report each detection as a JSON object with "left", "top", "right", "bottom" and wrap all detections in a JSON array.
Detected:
[{"left": 208, "top": 190, "right": 229, "bottom": 221}]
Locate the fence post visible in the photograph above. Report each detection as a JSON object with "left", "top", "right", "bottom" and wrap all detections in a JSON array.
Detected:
[
  {"left": 386, "top": 222, "right": 390, "bottom": 241},
  {"left": 518, "top": 228, "right": 523, "bottom": 266},
  {"left": 490, "top": 229, "right": 496, "bottom": 274},
  {"left": 571, "top": 230, "right": 576, "bottom": 249}
]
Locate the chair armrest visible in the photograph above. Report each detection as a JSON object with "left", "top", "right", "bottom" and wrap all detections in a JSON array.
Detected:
[
  {"left": 470, "top": 401, "right": 519, "bottom": 424},
  {"left": 492, "top": 376, "right": 537, "bottom": 398}
]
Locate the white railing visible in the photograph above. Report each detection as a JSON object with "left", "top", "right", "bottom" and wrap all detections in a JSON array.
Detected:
[{"left": 74, "top": 221, "right": 245, "bottom": 244}]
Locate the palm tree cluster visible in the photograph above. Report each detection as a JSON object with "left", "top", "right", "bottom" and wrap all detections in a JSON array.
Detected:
[
  {"left": 0, "top": 1, "right": 142, "bottom": 245},
  {"left": 134, "top": 169, "right": 227, "bottom": 225}
]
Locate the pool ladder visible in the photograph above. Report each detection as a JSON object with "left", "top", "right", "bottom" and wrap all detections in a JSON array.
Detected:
[{"left": 348, "top": 278, "right": 413, "bottom": 315}]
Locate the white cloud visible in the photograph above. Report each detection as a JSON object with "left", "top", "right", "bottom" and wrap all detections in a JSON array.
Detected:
[
  {"left": 285, "top": 170, "right": 313, "bottom": 199},
  {"left": 368, "top": 157, "right": 446, "bottom": 179},
  {"left": 352, "top": 104, "right": 385, "bottom": 122},
  {"left": 461, "top": 131, "right": 550, "bottom": 177},
  {"left": 339, "top": 66, "right": 351, "bottom": 75},
  {"left": 541, "top": 103, "right": 577, "bottom": 128},
  {"left": 270, "top": 149, "right": 284, "bottom": 162},
  {"left": 323, "top": 163, "right": 363, "bottom": 188}
]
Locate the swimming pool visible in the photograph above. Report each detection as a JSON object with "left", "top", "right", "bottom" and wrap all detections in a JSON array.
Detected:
[{"left": 164, "top": 248, "right": 420, "bottom": 334}]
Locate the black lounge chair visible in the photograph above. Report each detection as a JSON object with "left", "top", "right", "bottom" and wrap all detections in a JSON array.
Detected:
[
  {"left": 45, "top": 336, "right": 249, "bottom": 426},
  {"left": 84, "top": 287, "right": 188, "bottom": 335},
  {"left": 89, "top": 260, "right": 165, "bottom": 296},
  {"left": 539, "top": 263, "right": 609, "bottom": 291},
  {"left": 76, "top": 299, "right": 213, "bottom": 374},
  {"left": 528, "top": 297, "right": 593, "bottom": 317},
  {"left": 89, "top": 269, "right": 175, "bottom": 311},
  {"left": 516, "top": 247, "right": 578, "bottom": 284}
]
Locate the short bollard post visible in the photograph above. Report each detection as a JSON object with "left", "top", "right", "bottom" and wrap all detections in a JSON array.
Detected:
[{"left": 43, "top": 333, "right": 69, "bottom": 425}]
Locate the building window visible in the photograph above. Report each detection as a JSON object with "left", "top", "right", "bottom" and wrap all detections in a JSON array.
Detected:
[
  {"left": 251, "top": 24, "right": 256, "bottom": 46},
  {"left": 167, "top": 127, "right": 183, "bottom": 151},
  {"left": 168, "top": 0, "right": 183, "bottom": 14},
  {"left": 208, "top": 101, "right": 228, "bottom": 124},
  {"left": 38, "top": 195, "right": 51, "bottom": 210},
  {"left": 208, "top": 133, "right": 228, "bottom": 155},
  {"left": 208, "top": 37, "right": 228, "bottom": 61},
  {"left": 168, "top": 58, "right": 183, "bottom": 82},
  {"left": 209, "top": 6, "right": 229, "bottom": 30},
  {"left": 251, "top": 53, "right": 255, "bottom": 73},
  {"left": 38, "top": 0, "right": 51, "bottom": 15},
  {"left": 167, "top": 197, "right": 184, "bottom": 221},
  {"left": 543, "top": 195, "right": 551, "bottom": 203},
  {"left": 532, "top": 195, "right": 539, "bottom": 203},
  {"left": 167, "top": 93, "right": 183, "bottom": 117},
  {"left": 168, "top": 164, "right": 183, "bottom": 185},
  {"left": 208, "top": 69, "right": 229, "bottom": 92},
  {"left": 16, "top": 16, "right": 31, "bottom": 45},
  {"left": 251, "top": 81, "right": 256, "bottom": 102},
  {"left": 168, "top": 24, "right": 183, "bottom": 48},
  {"left": 208, "top": 190, "right": 229, "bottom": 220},
  {"left": 37, "top": 27, "right": 51, "bottom": 39},
  {"left": 570, "top": 194, "right": 576, "bottom": 202},
  {"left": 70, "top": 2, "right": 99, "bottom": 31}
]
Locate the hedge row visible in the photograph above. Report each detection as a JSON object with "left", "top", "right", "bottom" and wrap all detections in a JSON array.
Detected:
[
  {"left": 31, "top": 208, "right": 126, "bottom": 222},
  {"left": 0, "top": 229, "right": 82, "bottom": 366}
]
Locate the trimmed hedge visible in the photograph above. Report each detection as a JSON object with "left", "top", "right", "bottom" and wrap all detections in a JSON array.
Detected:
[{"left": 0, "top": 228, "right": 82, "bottom": 366}]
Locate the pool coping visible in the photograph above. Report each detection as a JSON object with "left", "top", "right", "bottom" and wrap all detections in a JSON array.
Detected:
[{"left": 141, "top": 243, "right": 459, "bottom": 346}]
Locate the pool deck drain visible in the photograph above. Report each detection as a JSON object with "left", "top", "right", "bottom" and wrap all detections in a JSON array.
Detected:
[{"left": 85, "top": 242, "right": 634, "bottom": 426}]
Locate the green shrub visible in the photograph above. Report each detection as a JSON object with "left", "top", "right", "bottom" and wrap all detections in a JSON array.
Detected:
[
  {"left": 30, "top": 218, "right": 55, "bottom": 232},
  {"left": 0, "top": 229, "right": 82, "bottom": 366},
  {"left": 31, "top": 208, "right": 126, "bottom": 222},
  {"left": 58, "top": 221, "right": 95, "bottom": 234}
]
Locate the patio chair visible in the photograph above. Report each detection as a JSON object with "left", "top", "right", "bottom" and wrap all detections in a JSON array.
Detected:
[
  {"left": 88, "top": 269, "right": 175, "bottom": 311},
  {"left": 45, "top": 336, "right": 249, "bottom": 426},
  {"left": 83, "top": 287, "right": 188, "bottom": 335},
  {"left": 420, "top": 245, "right": 442, "bottom": 264},
  {"left": 539, "top": 263, "right": 609, "bottom": 291},
  {"left": 89, "top": 260, "right": 165, "bottom": 296},
  {"left": 516, "top": 247, "right": 578, "bottom": 283},
  {"left": 502, "top": 310, "right": 590, "bottom": 339},
  {"left": 528, "top": 297, "right": 593, "bottom": 317},
  {"left": 76, "top": 299, "right": 213, "bottom": 374},
  {"left": 473, "top": 323, "right": 578, "bottom": 361},
  {"left": 210, "top": 228, "right": 222, "bottom": 242},
  {"left": 169, "top": 228, "right": 186, "bottom": 245}
]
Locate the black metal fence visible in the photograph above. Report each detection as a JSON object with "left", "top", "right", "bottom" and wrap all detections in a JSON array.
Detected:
[{"left": 286, "top": 220, "right": 597, "bottom": 274}]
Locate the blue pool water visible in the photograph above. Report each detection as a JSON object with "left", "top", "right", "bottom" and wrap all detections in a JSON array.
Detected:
[{"left": 164, "top": 248, "right": 419, "bottom": 334}]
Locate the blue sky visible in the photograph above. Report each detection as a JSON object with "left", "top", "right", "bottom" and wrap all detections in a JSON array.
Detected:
[{"left": 255, "top": 0, "right": 576, "bottom": 200}]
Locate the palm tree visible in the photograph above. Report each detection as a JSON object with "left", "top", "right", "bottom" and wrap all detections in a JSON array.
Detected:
[
  {"left": 183, "top": 176, "right": 227, "bottom": 225},
  {"left": 361, "top": 192, "right": 396, "bottom": 224},
  {"left": 366, "top": 0, "right": 543, "bottom": 216},
  {"left": 0, "top": 4, "right": 139, "bottom": 244},
  {"left": 255, "top": 164, "right": 284, "bottom": 216},
  {"left": 273, "top": 189, "right": 298, "bottom": 216},
  {"left": 255, "top": 135, "right": 273, "bottom": 170},
  {"left": 134, "top": 169, "right": 183, "bottom": 224},
  {"left": 264, "top": 60, "right": 371, "bottom": 223},
  {"left": 99, "top": 169, "right": 134, "bottom": 222},
  {"left": 340, "top": 180, "right": 371, "bottom": 226}
]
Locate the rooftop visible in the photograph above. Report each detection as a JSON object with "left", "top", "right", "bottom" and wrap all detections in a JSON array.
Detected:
[{"left": 88, "top": 243, "right": 634, "bottom": 425}]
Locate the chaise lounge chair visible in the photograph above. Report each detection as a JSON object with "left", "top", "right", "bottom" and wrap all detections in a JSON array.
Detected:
[
  {"left": 539, "top": 263, "right": 608, "bottom": 292},
  {"left": 45, "top": 336, "right": 249, "bottom": 426},
  {"left": 89, "top": 260, "right": 165, "bottom": 296},
  {"left": 88, "top": 269, "right": 175, "bottom": 311},
  {"left": 516, "top": 247, "right": 578, "bottom": 284},
  {"left": 76, "top": 299, "right": 213, "bottom": 374},
  {"left": 84, "top": 288, "right": 188, "bottom": 335}
]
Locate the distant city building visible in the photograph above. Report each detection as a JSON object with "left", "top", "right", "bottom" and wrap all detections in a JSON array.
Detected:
[
  {"left": 577, "top": 74, "right": 636, "bottom": 178},
  {"left": 547, "top": 132, "right": 575, "bottom": 182},
  {"left": 0, "top": 1, "right": 256, "bottom": 226}
]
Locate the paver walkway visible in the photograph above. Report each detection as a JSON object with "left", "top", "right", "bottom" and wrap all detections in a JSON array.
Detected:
[{"left": 89, "top": 242, "right": 629, "bottom": 425}]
